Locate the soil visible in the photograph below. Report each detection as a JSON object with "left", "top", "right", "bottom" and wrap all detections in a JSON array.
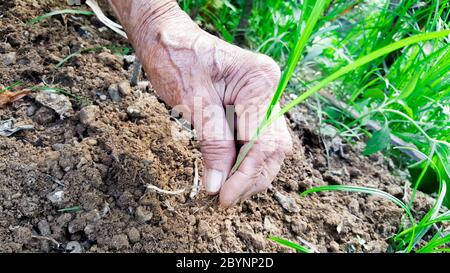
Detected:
[{"left": 0, "top": 0, "right": 433, "bottom": 253}]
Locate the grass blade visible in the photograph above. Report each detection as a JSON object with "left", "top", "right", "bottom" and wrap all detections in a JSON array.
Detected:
[
  {"left": 268, "top": 236, "right": 312, "bottom": 253},
  {"left": 263, "top": 0, "right": 329, "bottom": 123},
  {"left": 57, "top": 206, "right": 82, "bottom": 213},
  {"left": 301, "top": 185, "right": 413, "bottom": 219},
  {"left": 300, "top": 184, "right": 416, "bottom": 252},
  {"left": 27, "top": 9, "right": 94, "bottom": 25}
]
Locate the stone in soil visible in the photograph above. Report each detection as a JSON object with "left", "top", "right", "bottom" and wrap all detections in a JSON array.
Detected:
[
  {"left": 2, "top": 52, "right": 16, "bottom": 66},
  {"left": 274, "top": 191, "right": 300, "bottom": 213},
  {"left": 35, "top": 92, "right": 73, "bottom": 119},
  {"left": 108, "top": 84, "right": 121, "bottom": 102}
]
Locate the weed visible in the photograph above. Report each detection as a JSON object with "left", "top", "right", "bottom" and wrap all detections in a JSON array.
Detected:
[{"left": 27, "top": 9, "right": 94, "bottom": 25}]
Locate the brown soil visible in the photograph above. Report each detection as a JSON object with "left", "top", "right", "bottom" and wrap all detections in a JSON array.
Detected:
[{"left": 0, "top": 0, "right": 432, "bottom": 253}]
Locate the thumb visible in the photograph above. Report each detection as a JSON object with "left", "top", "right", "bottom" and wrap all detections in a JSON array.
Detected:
[{"left": 194, "top": 102, "right": 236, "bottom": 195}]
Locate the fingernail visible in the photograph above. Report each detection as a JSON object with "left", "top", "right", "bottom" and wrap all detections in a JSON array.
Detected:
[{"left": 205, "top": 169, "right": 225, "bottom": 194}]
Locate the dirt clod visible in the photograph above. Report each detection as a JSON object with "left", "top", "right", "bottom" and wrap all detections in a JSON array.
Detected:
[
  {"left": 78, "top": 105, "right": 99, "bottom": 126},
  {"left": 118, "top": 81, "right": 131, "bottom": 96},
  {"left": 135, "top": 206, "right": 153, "bottom": 223},
  {"left": 127, "top": 227, "right": 141, "bottom": 244},
  {"left": 237, "top": 224, "right": 267, "bottom": 251}
]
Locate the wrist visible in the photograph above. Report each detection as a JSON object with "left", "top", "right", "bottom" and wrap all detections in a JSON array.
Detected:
[{"left": 109, "top": 0, "right": 197, "bottom": 58}]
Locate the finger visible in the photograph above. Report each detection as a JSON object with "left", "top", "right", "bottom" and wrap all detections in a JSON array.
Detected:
[
  {"left": 191, "top": 94, "right": 236, "bottom": 195},
  {"left": 219, "top": 116, "right": 292, "bottom": 206},
  {"left": 219, "top": 140, "right": 286, "bottom": 207}
]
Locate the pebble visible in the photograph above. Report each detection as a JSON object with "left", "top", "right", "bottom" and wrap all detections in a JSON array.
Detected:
[
  {"left": 322, "top": 172, "right": 342, "bottom": 185},
  {"left": 37, "top": 220, "right": 51, "bottom": 236},
  {"left": 329, "top": 241, "right": 340, "bottom": 252},
  {"left": 108, "top": 84, "right": 121, "bottom": 102},
  {"left": 126, "top": 106, "right": 142, "bottom": 118},
  {"left": 99, "top": 94, "right": 107, "bottom": 101},
  {"left": 66, "top": 241, "right": 83, "bottom": 253},
  {"left": 110, "top": 234, "right": 130, "bottom": 250},
  {"left": 56, "top": 213, "right": 73, "bottom": 226},
  {"left": 274, "top": 191, "right": 300, "bottom": 213},
  {"left": 2, "top": 52, "right": 16, "bottom": 66},
  {"left": 123, "top": 55, "right": 136, "bottom": 64},
  {"left": 263, "top": 216, "right": 279, "bottom": 233},
  {"left": 135, "top": 206, "right": 153, "bottom": 223},
  {"left": 348, "top": 199, "right": 360, "bottom": 214},
  {"left": 127, "top": 227, "right": 141, "bottom": 244},
  {"left": 97, "top": 51, "right": 117, "bottom": 66},
  {"left": 47, "top": 190, "right": 64, "bottom": 205},
  {"left": 35, "top": 92, "right": 73, "bottom": 119},
  {"left": 118, "top": 81, "right": 131, "bottom": 96},
  {"left": 78, "top": 105, "right": 99, "bottom": 126}
]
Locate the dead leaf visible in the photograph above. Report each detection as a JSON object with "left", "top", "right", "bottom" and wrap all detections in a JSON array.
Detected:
[{"left": 0, "top": 90, "right": 32, "bottom": 108}]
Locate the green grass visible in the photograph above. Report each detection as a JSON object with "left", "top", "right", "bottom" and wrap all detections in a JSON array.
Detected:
[
  {"left": 57, "top": 206, "right": 82, "bottom": 213},
  {"left": 53, "top": 45, "right": 132, "bottom": 68},
  {"left": 268, "top": 236, "right": 312, "bottom": 253},
  {"left": 27, "top": 9, "right": 94, "bottom": 25},
  {"left": 31, "top": 86, "right": 92, "bottom": 106},
  {"left": 301, "top": 183, "right": 450, "bottom": 253},
  {"left": 0, "top": 81, "right": 24, "bottom": 94}
]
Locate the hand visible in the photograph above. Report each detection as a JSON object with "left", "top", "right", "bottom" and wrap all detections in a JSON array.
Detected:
[{"left": 109, "top": 0, "right": 292, "bottom": 206}]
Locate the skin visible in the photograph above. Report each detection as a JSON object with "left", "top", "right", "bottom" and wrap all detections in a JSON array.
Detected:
[{"left": 109, "top": 0, "right": 292, "bottom": 207}]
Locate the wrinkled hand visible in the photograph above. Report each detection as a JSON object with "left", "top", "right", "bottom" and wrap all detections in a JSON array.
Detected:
[{"left": 110, "top": 0, "right": 292, "bottom": 206}]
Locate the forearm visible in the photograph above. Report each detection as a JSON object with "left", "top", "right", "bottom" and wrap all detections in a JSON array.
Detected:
[{"left": 108, "top": 1, "right": 199, "bottom": 79}]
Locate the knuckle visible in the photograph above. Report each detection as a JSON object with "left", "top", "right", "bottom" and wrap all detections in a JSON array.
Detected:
[
  {"left": 255, "top": 54, "right": 281, "bottom": 83},
  {"left": 200, "top": 140, "right": 234, "bottom": 157}
]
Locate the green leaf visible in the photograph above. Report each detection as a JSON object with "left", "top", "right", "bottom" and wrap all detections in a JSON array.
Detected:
[
  {"left": 268, "top": 236, "right": 312, "bottom": 253},
  {"left": 363, "top": 125, "right": 391, "bottom": 155},
  {"left": 363, "top": 88, "right": 385, "bottom": 100},
  {"left": 57, "top": 206, "right": 82, "bottom": 213},
  {"left": 398, "top": 72, "right": 420, "bottom": 99}
]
